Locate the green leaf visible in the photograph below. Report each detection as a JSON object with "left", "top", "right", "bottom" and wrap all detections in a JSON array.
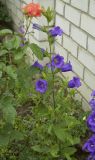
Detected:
[
  {"left": 0, "top": 29, "right": 12, "bottom": 36},
  {"left": 0, "top": 62, "right": 6, "bottom": 70},
  {"left": 0, "top": 134, "right": 10, "bottom": 146},
  {"left": 11, "top": 130, "right": 24, "bottom": 141},
  {"left": 53, "top": 126, "right": 80, "bottom": 145},
  {"left": 53, "top": 126, "right": 66, "bottom": 142},
  {"left": 30, "top": 43, "right": 43, "bottom": 60},
  {"left": 5, "top": 66, "right": 17, "bottom": 79},
  {"left": 50, "top": 144, "right": 59, "bottom": 157},
  {"left": 14, "top": 51, "right": 25, "bottom": 60},
  {"left": 32, "top": 145, "right": 49, "bottom": 154},
  {"left": 3, "top": 35, "right": 21, "bottom": 50},
  {"left": 0, "top": 49, "right": 8, "bottom": 56},
  {"left": 63, "top": 147, "right": 76, "bottom": 156},
  {"left": 3, "top": 105, "right": 17, "bottom": 124}
]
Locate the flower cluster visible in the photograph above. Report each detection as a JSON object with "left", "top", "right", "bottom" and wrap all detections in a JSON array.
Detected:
[
  {"left": 30, "top": 24, "right": 81, "bottom": 94},
  {"left": 83, "top": 90, "right": 95, "bottom": 159},
  {"left": 22, "top": 3, "right": 43, "bottom": 17}
]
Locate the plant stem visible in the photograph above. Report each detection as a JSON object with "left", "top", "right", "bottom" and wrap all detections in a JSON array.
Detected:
[
  {"left": 49, "top": 43, "right": 55, "bottom": 109},
  {"left": 24, "top": 17, "right": 32, "bottom": 37}
]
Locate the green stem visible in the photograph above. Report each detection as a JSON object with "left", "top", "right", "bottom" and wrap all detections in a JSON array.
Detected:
[
  {"left": 49, "top": 43, "right": 55, "bottom": 109},
  {"left": 24, "top": 17, "right": 32, "bottom": 37}
]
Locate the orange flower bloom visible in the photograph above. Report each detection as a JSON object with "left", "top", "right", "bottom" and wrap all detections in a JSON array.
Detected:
[{"left": 22, "top": 3, "right": 43, "bottom": 17}]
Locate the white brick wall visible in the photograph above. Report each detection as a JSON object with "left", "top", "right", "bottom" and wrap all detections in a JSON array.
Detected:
[
  {"left": 55, "top": 0, "right": 95, "bottom": 108},
  {"left": 71, "top": 0, "right": 88, "bottom": 12},
  {"left": 65, "top": 5, "right": 81, "bottom": 26},
  {"left": 71, "top": 25, "right": 87, "bottom": 48},
  {"left": 89, "top": 0, "right": 95, "bottom": 17},
  {"left": 55, "top": 15, "right": 70, "bottom": 35},
  {"left": 81, "top": 14, "right": 95, "bottom": 37},
  {"left": 63, "top": 35, "right": 78, "bottom": 57}
]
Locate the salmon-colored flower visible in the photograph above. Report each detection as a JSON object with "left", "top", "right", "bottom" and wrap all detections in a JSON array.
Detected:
[{"left": 22, "top": 3, "right": 43, "bottom": 17}]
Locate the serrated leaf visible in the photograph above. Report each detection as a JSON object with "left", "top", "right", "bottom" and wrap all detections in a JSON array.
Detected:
[
  {"left": 3, "top": 35, "right": 21, "bottom": 50},
  {"left": 63, "top": 147, "right": 76, "bottom": 156},
  {"left": 5, "top": 66, "right": 17, "bottom": 79},
  {"left": 14, "top": 51, "right": 25, "bottom": 60},
  {"left": 0, "top": 29, "right": 12, "bottom": 36},
  {"left": 3, "top": 105, "right": 17, "bottom": 124},
  {"left": 0, "top": 49, "right": 8, "bottom": 56},
  {"left": 50, "top": 144, "right": 59, "bottom": 157},
  {"left": 0, "top": 134, "right": 10, "bottom": 146},
  {"left": 11, "top": 130, "right": 24, "bottom": 141},
  {"left": 30, "top": 43, "right": 43, "bottom": 60}
]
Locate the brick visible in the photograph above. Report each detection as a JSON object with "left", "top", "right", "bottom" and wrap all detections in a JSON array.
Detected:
[
  {"left": 65, "top": 5, "right": 81, "bottom": 26},
  {"left": 88, "top": 37, "right": 95, "bottom": 56},
  {"left": 78, "top": 82, "right": 92, "bottom": 102},
  {"left": 56, "top": 0, "right": 64, "bottom": 15},
  {"left": 71, "top": 25, "right": 87, "bottom": 48},
  {"left": 78, "top": 47, "right": 95, "bottom": 74},
  {"left": 71, "top": 0, "right": 88, "bottom": 12},
  {"left": 56, "top": 35, "right": 62, "bottom": 45},
  {"left": 68, "top": 54, "right": 84, "bottom": 78},
  {"left": 82, "top": 99, "right": 90, "bottom": 111},
  {"left": 63, "top": 35, "right": 78, "bottom": 57},
  {"left": 89, "top": 0, "right": 95, "bottom": 17},
  {"left": 55, "top": 14, "right": 70, "bottom": 35},
  {"left": 81, "top": 14, "right": 95, "bottom": 37},
  {"left": 84, "top": 69, "right": 95, "bottom": 90},
  {"left": 55, "top": 42, "right": 68, "bottom": 62}
]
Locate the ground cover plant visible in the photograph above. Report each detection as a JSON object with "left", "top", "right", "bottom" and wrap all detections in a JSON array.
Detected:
[{"left": 0, "top": 2, "right": 90, "bottom": 160}]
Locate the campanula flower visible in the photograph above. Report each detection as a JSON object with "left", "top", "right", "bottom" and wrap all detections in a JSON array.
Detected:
[
  {"left": 35, "top": 79, "right": 48, "bottom": 93},
  {"left": 87, "top": 112, "right": 95, "bottom": 132},
  {"left": 83, "top": 135, "right": 95, "bottom": 153},
  {"left": 49, "top": 26, "right": 63, "bottom": 37},
  {"left": 41, "top": 48, "right": 45, "bottom": 54},
  {"left": 89, "top": 99, "right": 95, "bottom": 111},
  {"left": 32, "top": 61, "right": 43, "bottom": 70},
  {"left": 68, "top": 77, "right": 81, "bottom": 88},
  {"left": 33, "top": 23, "right": 42, "bottom": 30},
  {"left": 87, "top": 153, "right": 95, "bottom": 160},
  {"left": 61, "top": 61, "right": 72, "bottom": 72},
  {"left": 19, "top": 26, "right": 25, "bottom": 34},
  {"left": 91, "top": 90, "right": 95, "bottom": 97},
  {"left": 20, "top": 44, "right": 25, "bottom": 47},
  {"left": 51, "top": 54, "right": 64, "bottom": 69},
  {"left": 22, "top": 3, "right": 43, "bottom": 17}
]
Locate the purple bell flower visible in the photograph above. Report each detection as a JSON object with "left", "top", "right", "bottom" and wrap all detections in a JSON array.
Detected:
[
  {"left": 83, "top": 135, "right": 95, "bottom": 153},
  {"left": 87, "top": 153, "right": 95, "bottom": 160},
  {"left": 51, "top": 54, "right": 64, "bottom": 69},
  {"left": 35, "top": 79, "right": 48, "bottom": 94},
  {"left": 68, "top": 77, "right": 81, "bottom": 88},
  {"left": 33, "top": 23, "right": 42, "bottom": 30},
  {"left": 87, "top": 112, "right": 95, "bottom": 132},
  {"left": 89, "top": 99, "right": 95, "bottom": 111},
  {"left": 61, "top": 61, "right": 72, "bottom": 72},
  {"left": 49, "top": 26, "right": 63, "bottom": 37},
  {"left": 91, "top": 90, "right": 95, "bottom": 97},
  {"left": 32, "top": 61, "right": 43, "bottom": 70},
  {"left": 19, "top": 26, "right": 25, "bottom": 34}
]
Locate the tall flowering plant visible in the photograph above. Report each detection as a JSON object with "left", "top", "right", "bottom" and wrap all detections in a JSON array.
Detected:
[{"left": 0, "top": 2, "right": 89, "bottom": 160}]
